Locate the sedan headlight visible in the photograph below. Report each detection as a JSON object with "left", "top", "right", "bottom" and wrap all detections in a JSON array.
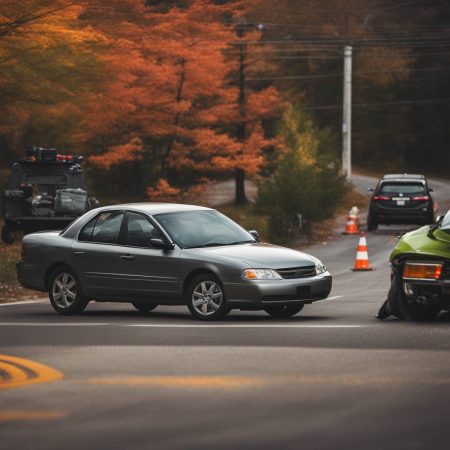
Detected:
[
  {"left": 315, "top": 261, "right": 327, "bottom": 275},
  {"left": 242, "top": 269, "right": 282, "bottom": 280}
]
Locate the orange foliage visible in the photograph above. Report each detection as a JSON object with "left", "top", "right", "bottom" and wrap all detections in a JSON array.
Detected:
[
  {"left": 89, "top": 136, "right": 143, "bottom": 170},
  {"left": 147, "top": 178, "right": 181, "bottom": 202},
  {"left": 78, "top": 0, "right": 281, "bottom": 198}
]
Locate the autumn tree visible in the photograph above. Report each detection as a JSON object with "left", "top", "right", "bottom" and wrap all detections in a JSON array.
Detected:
[
  {"left": 0, "top": 0, "right": 103, "bottom": 171},
  {"left": 83, "top": 0, "right": 280, "bottom": 203}
]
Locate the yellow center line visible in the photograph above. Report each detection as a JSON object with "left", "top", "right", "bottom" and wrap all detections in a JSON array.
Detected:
[
  {"left": 0, "top": 354, "right": 63, "bottom": 390},
  {"left": 85, "top": 375, "right": 268, "bottom": 389},
  {"left": 85, "top": 374, "right": 450, "bottom": 389},
  {"left": 0, "top": 410, "right": 67, "bottom": 421}
]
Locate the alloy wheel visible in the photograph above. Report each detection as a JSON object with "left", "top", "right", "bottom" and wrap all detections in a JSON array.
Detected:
[
  {"left": 52, "top": 272, "right": 77, "bottom": 309},
  {"left": 192, "top": 281, "right": 223, "bottom": 316}
]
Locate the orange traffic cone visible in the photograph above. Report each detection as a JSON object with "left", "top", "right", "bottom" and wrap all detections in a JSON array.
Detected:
[
  {"left": 343, "top": 216, "right": 359, "bottom": 235},
  {"left": 352, "top": 233, "right": 373, "bottom": 271}
]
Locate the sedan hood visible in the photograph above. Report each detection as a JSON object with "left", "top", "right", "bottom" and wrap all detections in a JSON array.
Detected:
[{"left": 196, "top": 243, "right": 317, "bottom": 269}]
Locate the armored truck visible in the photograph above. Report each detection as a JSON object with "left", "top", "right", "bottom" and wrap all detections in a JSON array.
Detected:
[{"left": 1, "top": 146, "right": 98, "bottom": 243}]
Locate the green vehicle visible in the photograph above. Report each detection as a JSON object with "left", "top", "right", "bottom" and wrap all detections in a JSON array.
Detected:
[{"left": 378, "top": 210, "right": 450, "bottom": 320}]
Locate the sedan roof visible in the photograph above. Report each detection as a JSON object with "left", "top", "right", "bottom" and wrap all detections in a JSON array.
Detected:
[{"left": 103, "top": 202, "right": 213, "bottom": 215}]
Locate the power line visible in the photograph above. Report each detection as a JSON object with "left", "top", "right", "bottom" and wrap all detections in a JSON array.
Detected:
[
  {"left": 246, "top": 66, "right": 446, "bottom": 82},
  {"left": 306, "top": 97, "right": 450, "bottom": 111}
]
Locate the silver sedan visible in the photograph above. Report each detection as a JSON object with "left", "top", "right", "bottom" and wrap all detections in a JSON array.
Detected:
[{"left": 17, "top": 203, "right": 332, "bottom": 320}]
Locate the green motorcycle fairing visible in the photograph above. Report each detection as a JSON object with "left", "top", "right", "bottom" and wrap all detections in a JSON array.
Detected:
[{"left": 390, "top": 225, "right": 450, "bottom": 262}]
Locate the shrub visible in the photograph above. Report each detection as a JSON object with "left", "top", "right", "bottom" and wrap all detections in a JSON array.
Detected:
[{"left": 257, "top": 106, "right": 348, "bottom": 243}]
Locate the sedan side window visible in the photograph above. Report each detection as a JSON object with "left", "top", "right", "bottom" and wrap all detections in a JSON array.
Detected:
[
  {"left": 126, "top": 212, "right": 161, "bottom": 247},
  {"left": 78, "top": 216, "right": 97, "bottom": 242},
  {"left": 78, "top": 211, "right": 125, "bottom": 244},
  {"left": 92, "top": 211, "right": 125, "bottom": 244}
]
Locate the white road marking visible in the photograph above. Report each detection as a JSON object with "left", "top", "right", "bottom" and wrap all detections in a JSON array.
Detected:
[
  {"left": 0, "top": 299, "right": 47, "bottom": 307},
  {"left": 0, "top": 322, "right": 108, "bottom": 326},
  {"left": 126, "top": 324, "right": 364, "bottom": 328},
  {"left": 322, "top": 295, "right": 343, "bottom": 302},
  {"left": 0, "top": 322, "right": 364, "bottom": 328}
]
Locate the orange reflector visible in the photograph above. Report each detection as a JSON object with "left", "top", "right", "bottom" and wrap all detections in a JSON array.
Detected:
[
  {"left": 243, "top": 269, "right": 257, "bottom": 279},
  {"left": 403, "top": 263, "right": 443, "bottom": 280}
]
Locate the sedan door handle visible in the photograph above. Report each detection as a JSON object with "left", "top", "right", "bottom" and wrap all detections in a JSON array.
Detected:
[
  {"left": 74, "top": 251, "right": 86, "bottom": 257},
  {"left": 120, "top": 254, "right": 135, "bottom": 261}
]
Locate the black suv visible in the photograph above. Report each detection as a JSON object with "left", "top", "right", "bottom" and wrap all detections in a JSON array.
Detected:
[
  {"left": 367, "top": 174, "right": 434, "bottom": 231},
  {"left": 1, "top": 147, "right": 98, "bottom": 243}
]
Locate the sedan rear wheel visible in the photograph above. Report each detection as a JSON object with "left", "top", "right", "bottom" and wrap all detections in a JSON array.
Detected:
[
  {"left": 49, "top": 267, "right": 89, "bottom": 315},
  {"left": 187, "top": 274, "right": 230, "bottom": 321},
  {"left": 265, "top": 304, "right": 304, "bottom": 319}
]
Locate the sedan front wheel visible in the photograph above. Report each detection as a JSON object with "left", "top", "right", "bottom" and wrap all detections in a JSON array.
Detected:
[{"left": 186, "top": 274, "right": 230, "bottom": 321}]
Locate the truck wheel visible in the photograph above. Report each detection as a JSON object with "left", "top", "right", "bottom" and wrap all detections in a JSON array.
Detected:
[{"left": 1, "top": 223, "right": 14, "bottom": 244}]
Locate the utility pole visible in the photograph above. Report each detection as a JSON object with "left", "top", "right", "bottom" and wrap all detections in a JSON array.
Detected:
[
  {"left": 235, "top": 17, "right": 247, "bottom": 205},
  {"left": 342, "top": 45, "right": 352, "bottom": 180}
]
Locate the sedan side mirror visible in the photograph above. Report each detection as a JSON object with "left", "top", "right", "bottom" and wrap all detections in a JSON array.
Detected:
[
  {"left": 248, "top": 230, "right": 260, "bottom": 241},
  {"left": 436, "top": 214, "right": 444, "bottom": 224},
  {"left": 150, "top": 237, "right": 173, "bottom": 250}
]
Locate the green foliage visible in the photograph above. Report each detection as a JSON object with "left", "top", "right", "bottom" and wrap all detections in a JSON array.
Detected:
[
  {"left": 257, "top": 105, "right": 348, "bottom": 243},
  {"left": 218, "top": 203, "right": 269, "bottom": 242}
]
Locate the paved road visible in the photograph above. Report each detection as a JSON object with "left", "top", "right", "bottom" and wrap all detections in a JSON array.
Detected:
[{"left": 1, "top": 175, "right": 449, "bottom": 450}]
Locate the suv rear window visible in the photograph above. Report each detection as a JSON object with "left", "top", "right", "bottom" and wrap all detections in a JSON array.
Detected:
[{"left": 379, "top": 182, "right": 425, "bottom": 196}]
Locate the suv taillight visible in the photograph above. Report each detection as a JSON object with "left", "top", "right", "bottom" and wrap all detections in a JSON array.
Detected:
[
  {"left": 412, "top": 196, "right": 430, "bottom": 201},
  {"left": 373, "top": 195, "right": 390, "bottom": 201}
]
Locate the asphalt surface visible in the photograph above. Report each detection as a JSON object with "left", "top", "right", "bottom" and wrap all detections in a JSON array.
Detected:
[{"left": 1, "top": 175, "right": 449, "bottom": 450}]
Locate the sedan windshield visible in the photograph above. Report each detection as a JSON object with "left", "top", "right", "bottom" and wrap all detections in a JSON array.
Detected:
[{"left": 154, "top": 210, "right": 256, "bottom": 248}]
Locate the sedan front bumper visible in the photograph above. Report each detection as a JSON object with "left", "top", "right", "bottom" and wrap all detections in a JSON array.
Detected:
[{"left": 224, "top": 272, "right": 332, "bottom": 308}]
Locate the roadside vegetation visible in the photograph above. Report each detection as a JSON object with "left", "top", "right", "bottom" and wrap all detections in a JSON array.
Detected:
[
  {"left": 257, "top": 107, "right": 348, "bottom": 243},
  {"left": 0, "top": 235, "right": 41, "bottom": 303}
]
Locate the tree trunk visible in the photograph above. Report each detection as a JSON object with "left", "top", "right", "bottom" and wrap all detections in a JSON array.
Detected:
[{"left": 235, "top": 168, "right": 246, "bottom": 204}]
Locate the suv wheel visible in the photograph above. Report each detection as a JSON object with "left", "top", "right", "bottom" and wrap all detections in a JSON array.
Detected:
[
  {"left": 265, "top": 304, "right": 304, "bottom": 319},
  {"left": 132, "top": 303, "right": 158, "bottom": 313},
  {"left": 49, "top": 267, "right": 89, "bottom": 315},
  {"left": 186, "top": 274, "right": 230, "bottom": 321},
  {"left": 367, "top": 215, "right": 378, "bottom": 231}
]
